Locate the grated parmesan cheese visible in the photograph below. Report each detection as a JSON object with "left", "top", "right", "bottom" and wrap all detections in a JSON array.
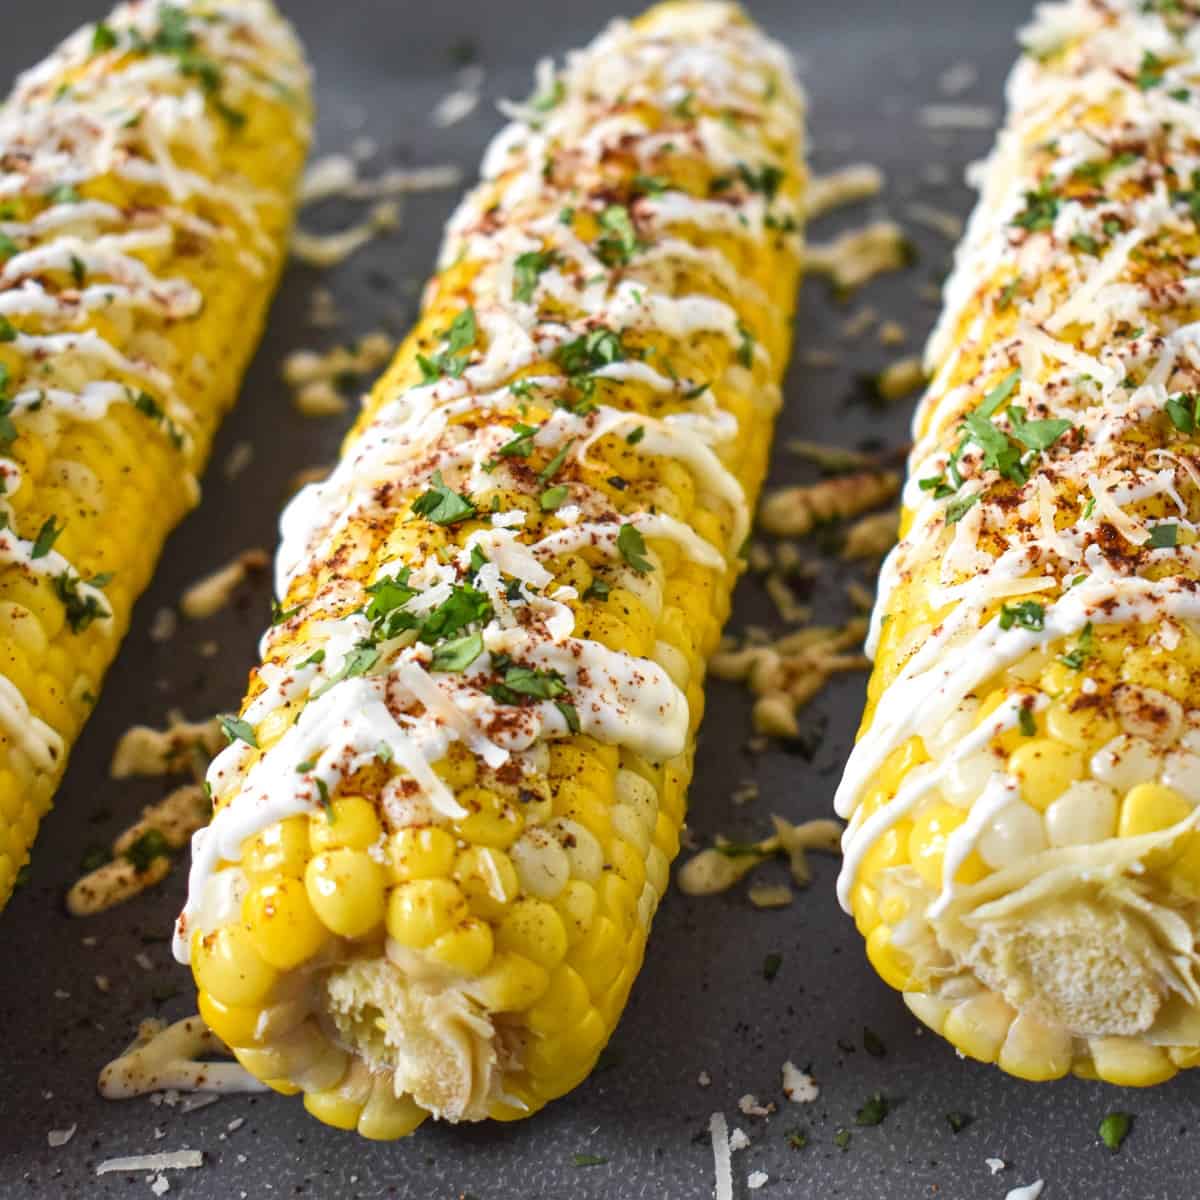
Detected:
[
  {"left": 805, "top": 221, "right": 912, "bottom": 292},
  {"left": 748, "top": 1171, "right": 769, "bottom": 1190},
  {"left": 47, "top": 1124, "right": 76, "bottom": 1148},
  {"left": 95, "top": 1151, "right": 203, "bottom": 1176},
  {"left": 781, "top": 1061, "right": 819, "bottom": 1103},
  {"left": 919, "top": 103, "right": 996, "bottom": 130},
  {"left": 180, "top": 549, "right": 268, "bottom": 620},
  {"left": 806, "top": 164, "right": 884, "bottom": 220}
]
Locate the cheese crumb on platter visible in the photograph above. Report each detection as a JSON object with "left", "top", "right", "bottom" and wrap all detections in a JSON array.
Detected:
[
  {"left": 47, "top": 1124, "right": 76, "bottom": 1148},
  {"left": 1004, "top": 1183, "right": 1045, "bottom": 1200},
  {"left": 95, "top": 1151, "right": 203, "bottom": 1177},
  {"left": 729, "top": 1127, "right": 751, "bottom": 1152},
  {"left": 986, "top": 1158, "right": 1007, "bottom": 1175},
  {"left": 748, "top": 1171, "right": 769, "bottom": 1191},
  {"left": 180, "top": 550, "right": 269, "bottom": 620},
  {"left": 806, "top": 164, "right": 884, "bottom": 220},
  {"left": 781, "top": 1061, "right": 819, "bottom": 1104},
  {"left": 710, "top": 1113, "right": 733, "bottom": 1200}
]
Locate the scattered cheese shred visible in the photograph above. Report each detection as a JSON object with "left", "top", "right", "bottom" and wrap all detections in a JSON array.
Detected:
[
  {"left": 987, "top": 1158, "right": 1007, "bottom": 1175},
  {"left": 95, "top": 1151, "right": 203, "bottom": 1177},
  {"left": 805, "top": 221, "right": 911, "bottom": 292},
  {"left": 748, "top": 1171, "right": 769, "bottom": 1190},
  {"left": 710, "top": 1112, "right": 733, "bottom": 1200},
  {"left": 781, "top": 1061, "right": 819, "bottom": 1103},
  {"left": 806, "top": 164, "right": 884, "bottom": 220},
  {"left": 47, "top": 1124, "right": 77, "bottom": 1148},
  {"left": 760, "top": 471, "right": 900, "bottom": 537},
  {"left": 1004, "top": 1182, "right": 1045, "bottom": 1200},
  {"left": 180, "top": 549, "right": 269, "bottom": 620},
  {"left": 110, "top": 713, "right": 224, "bottom": 780},
  {"left": 919, "top": 103, "right": 996, "bottom": 129},
  {"left": 282, "top": 331, "right": 394, "bottom": 417}
]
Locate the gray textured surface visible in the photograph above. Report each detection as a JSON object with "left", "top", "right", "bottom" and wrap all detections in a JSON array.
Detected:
[{"left": 0, "top": 2, "right": 1194, "bottom": 1198}]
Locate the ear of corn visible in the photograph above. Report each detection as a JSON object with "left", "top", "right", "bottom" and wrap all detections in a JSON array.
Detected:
[
  {"left": 0, "top": 1, "right": 311, "bottom": 907},
  {"left": 840, "top": 0, "right": 1200, "bottom": 1085},
  {"left": 175, "top": 0, "right": 805, "bottom": 1136}
]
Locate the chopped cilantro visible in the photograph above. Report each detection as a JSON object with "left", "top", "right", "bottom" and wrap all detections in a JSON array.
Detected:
[
  {"left": 0, "top": 316, "right": 17, "bottom": 342},
  {"left": 1136, "top": 50, "right": 1166, "bottom": 90},
  {"left": 53, "top": 571, "right": 108, "bottom": 632},
  {"left": 1165, "top": 393, "right": 1199, "bottom": 434},
  {"left": 1069, "top": 232, "right": 1100, "bottom": 255},
  {"left": 1098, "top": 1112, "right": 1133, "bottom": 1153},
  {"left": 417, "top": 306, "right": 477, "bottom": 382},
  {"left": 80, "top": 843, "right": 112, "bottom": 873},
  {"left": 737, "top": 160, "right": 784, "bottom": 201},
  {"left": 582, "top": 578, "right": 610, "bottom": 602},
  {"left": 946, "top": 1111, "right": 973, "bottom": 1134},
  {"left": 488, "top": 657, "right": 569, "bottom": 706},
  {"left": 1012, "top": 182, "right": 1060, "bottom": 231},
  {"left": 315, "top": 777, "right": 333, "bottom": 821},
  {"left": 31, "top": 516, "right": 63, "bottom": 559},
  {"left": 785, "top": 1129, "right": 808, "bottom": 1151},
  {"left": 496, "top": 422, "right": 538, "bottom": 459},
  {"left": 365, "top": 569, "right": 418, "bottom": 623},
  {"left": 411, "top": 470, "right": 477, "bottom": 525},
  {"left": 999, "top": 600, "right": 1045, "bottom": 631},
  {"left": 735, "top": 321, "right": 756, "bottom": 368},
  {"left": 762, "top": 952, "right": 782, "bottom": 981},
  {"left": 538, "top": 438, "right": 573, "bottom": 483},
  {"left": 92, "top": 21, "right": 119, "bottom": 53},
  {"left": 312, "top": 642, "right": 380, "bottom": 698},
  {"left": 0, "top": 233, "right": 18, "bottom": 261},
  {"left": 540, "top": 484, "right": 568, "bottom": 511},
  {"left": 617, "top": 523, "right": 652, "bottom": 573},
  {"left": 996, "top": 276, "right": 1022, "bottom": 309},
  {"left": 218, "top": 714, "right": 257, "bottom": 748},
  {"left": 1149, "top": 522, "right": 1178, "bottom": 549},
  {"left": 1006, "top": 405, "right": 1072, "bottom": 452},
  {"left": 125, "top": 829, "right": 170, "bottom": 873},
  {"left": 855, "top": 1093, "right": 889, "bottom": 1126},
  {"left": 833, "top": 1129, "right": 852, "bottom": 1151},
  {"left": 625, "top": 425, "right": 645, "bottom": 445},
  {"left": 47, "top": 184, "right": 80, "bottom": 206},
  {"left": 979, "top": 368, "right": 1022, "bottom": 416},
  {"left": 571, "top": 1154, "right": 608, "bottom": 1168},
  {"left": 595, "top": 204, "right": 643, "bottom": 266},
  {"left": 944, "top": 493, "right": 980, "bottom": 525},
  {"left": 1059, "top": 622, "right": 1094, "bottom": 670},
  {"left": 513, "top": 250, "right": 557, "bottom": 302},
  {"left": 1018, "top": 705, "right": 1037, "bottom": 737},
  {"left": 555, "top": 699, "right": 581, "bottom": 733},
  {"left": 429, "top": 631, "right": 484, "bottom": 673},
  {"left": 530, "top": 76, "right": 565, "bottom": 112}
]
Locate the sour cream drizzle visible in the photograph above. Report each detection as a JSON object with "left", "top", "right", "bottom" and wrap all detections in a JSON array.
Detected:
[
  {"left": 837, "top": 0, "right": 1200, "bottom": 910},
  {"left": 176, "top": 2, "right": 805, "bottom": 960}
]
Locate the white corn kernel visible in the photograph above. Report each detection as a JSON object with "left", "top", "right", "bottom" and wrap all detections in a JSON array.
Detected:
[
  {"left": 923, "top": 698, "right": 980, "bottom": 756},
  {"left": 1044, "top": 780, "right": 1118, "bottom": 847},
  {"left": 510, "top": 828, "right": 570, "bottom": 899},
  {"left": 943, "top": 752, "right": 994, "bottom": 806},
  {"left": 615, "top": 768, "right": 659, "bottom": 831},
  {"left": 548, "top": 818, "right": 603, "bottom": 882},
  {"left": 1090, "top": 735, "right": 1163, "bottom": 793},
  {"left": 1161, "top": 751, "right": 1200, "bottom": 804},
  {"left": 978, "top": 802, "right": 1047, "bottom": 869}
]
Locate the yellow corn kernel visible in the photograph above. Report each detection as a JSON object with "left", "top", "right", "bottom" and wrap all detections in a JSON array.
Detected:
[
  {"left": 454, "top": 785, "right": 524, "bottom": 850},
  {"left": 1089, "top": 1037, "right": 1176, "bottom": 1087},
  {"left": 864, "top": 923, "right": 914, "bottom": 992},
  {"left": 242, "top": 817, "right": 311, "bottom": 881},
  {"left": 526, "top": 964, "right": 591, "bottom": 1036},
  {"left": 497, "top": 898, "right": 568, "bottom": 969},
  {"left": 907, "top": 802, "right": 987, "bottom": 889},
  {"left": 242, "top": 877, "right": 327, "bottom": 970},
  {"left": 358, "top": 1088, "right": 429, "bottom": 1140},
  {"left": 567, "top": 914, "right": 624, "bottom": 995},
  {"left": 192, "top": 924, "right": 278, "bottom": 1008},
  {"left": 433, "top": 744, "right": 478, "bottom": 790},
  {"left": 304, "top": 1089, "right": 362, "bottom": 1131},
  {"left": 997, "top": 1011, "right": 1072, "bottom": 1082},
  {"left": 453, "top": 846, "right": 519, "bottom": 919},
  {"left": 1045, "top": 697, "right": 1118, "bottom": 751},
  {"left": 1117, "top": 782, "right": 1192, "bottom": 838},
  {"left": 607, "top": 838, "right": 648, "bottom": 899},
  {"left": 198, "top": 989, "right": 260, "bottom": 1048},
  {"left": 304, "top": 849, "right": 387, "bottom": 939},
  {"left": 425, "top": 917, "right": 494, "bottom": 976},
  {"left": 942, "top": 992, "right": 1015, "bottom": 1064},
  {"left": 309, "top": 796, "right": 382, "bottom": 852},
  {"left": 1007, "top": 739, "right": 1085, "bottom": 811},
  {"left": 551, "top": 777, "right": 613, "bottom": 842},
  {"left": 387, "top": 827, "right": 457, "bottom": 882},
  {"left": 385, "top": 878, "right": 469, "bottom": 949},
  {"left": 466, "top": 951, "right": 550, "bottom": 1011},
  {"left": 552, "top": 879, "right": 598, "bottom": 945}
]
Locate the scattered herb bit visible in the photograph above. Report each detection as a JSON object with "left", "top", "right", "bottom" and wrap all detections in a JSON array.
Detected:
[
  {"left": 735, "top": 321, "right": 756, "bottom": 368},
  {"left": 513, "top": 250, "right": 557, "bottom": 302},
  {"left": 125, "top": 829, "right": 170, "bottom": 873},
  {"left": 412, "top": 470, "right": 477, "bottom": 525},
  {"left": 999, "top": 599, "right": 1045, "bottom": 631},
  {"left": 47, "top": 184, "right": 81, "bottom": 206},
  {"left": 763, "top": 952, "right": 782, "bottom": 981},
  {"left": 996, "top": 275, "right": 1022, "bottom": 309},
  {"left": 429, "top": 631, "right": 484, "bottom": 673},
  {"left": 297, "top": 644, "right": 371, "bottom": 704},
  {"left": 946, "top": 1111, "right": 973, "bottom": 1134},
  {"left": 417, "top": 306, "right": 477, "bottom": 381},
  {"left": 295, "top": 759, "right": 316, "bottom": 774},
  {"left": 863, "top": 1027, "right": 886, "bottom": 1058},
  {"left": 1012, "top": 182, "right": 1060, "bottom": 232},
  {"left": 855, "top": 1093, "right": 889, "bottom": 1126},
  {"left": 1018, "top": 705, "right": 1037, "bottom": 737},
  {"left": 488, "top": 658, "right": 569, "bottom": 706},
  {"left": 595, "top": 204, "right": 643, "bottom": 266},
  {"left": 315, "top": 777, "right": 333, "bottom": 821},
  {"left": 271, "top": 599, "right": 302, "bottom": 625},
  {"left": 582, "top": 578, "right": 610, "bottom": 602},
  {"left": 785, "top": 1129, "right": 808, "bottom": 1151},
  {"left": 1006, "top": 404, "right": 1072, "bottom": 452},
  {"left": 1059, "top": 622, "right": 1094, "bottom": 670},
  {"left": 945, "top": 493, "right": 980, "bottom": 525},
  {"left": 1098, "top": 1111, "right": 1133, "bottom": 1153},
  {"left": 538, "top": 439, "right": 573, "bottom": 483},
  {"left": 1136, "top": 50, "right": 1166, "bottom": 90},
  {"left": 571, "top": 1154, "right": 608, "bottom": 1168},
  {"left": 0, "top": 233, "right": 18, "bottom": 261},
  {"left": 1082, "top": 496, "right": 1097, "bottom": 520},
  {"left": 31, "top": 516, "right": 63, "bottom": 559},
  {"left": 737, "top": 160, "right": 784, "bottom": 201},
  {"left": 530, "top": 76, "right": 565, "bottom": 113},
  {"left": 1149, "top": 523, "right": 1178, "bottom": 549},
  {"left": 555, "top": 326, "right": 625, "bottom": 382},
  {"left": 554, "top": 699, "right": 581, "bottom": 733},
  {"left": 218, "top": 714, "right": 257, "bottom": 748},
  {"left": 1069, "top": 232, "right": 1100, "bottom": 255},
  {"left": 92, "top": 21, "right": 119, "bottom": 53},
  {"left": 616, "top": 523, "right": 653, "bottom": 573},
  {"left": 53, "top": 571, "right": 108, "bottom": 632},
  {"left": 0, "top": 316, "right": 17, "bottom": 342},
  {"left": 632, "top": 173, "right": 668, "bottom": 195},
  {"left": 1165, "top": 393, "right": 1200, "bottom": 434},
  {"left": 69, "top": 254, "right": 87, "bottom": 287},
  {"left": 80, "top": 844, "right": 113, "bottom": 873},
  {"left": 833, "top": 1129, "right": 852, "bottom": 1151},
  {"left": 625, "top": 425, "right": 645, "bottom": 446},
  {"left": 377, "top": 742, "right": 393, "bottom": 764},
  {"left": 540, "top": 484, "right": 569, "bottom": 511}
]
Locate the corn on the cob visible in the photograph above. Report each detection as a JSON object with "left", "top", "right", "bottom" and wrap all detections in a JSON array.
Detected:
[
  {"left": 0, "top": 1, "right": 311, "bottom": 908},
  {"left": 839, "top": 0, "right": 1200, "bottom": 1086},
  {"left": 174, "top": 0, "right": 805, "bottom": 1136}
]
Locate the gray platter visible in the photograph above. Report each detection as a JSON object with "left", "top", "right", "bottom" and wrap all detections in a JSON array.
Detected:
[{"left": 0, "top": 1, "right": 1194, "bottom": 1197}]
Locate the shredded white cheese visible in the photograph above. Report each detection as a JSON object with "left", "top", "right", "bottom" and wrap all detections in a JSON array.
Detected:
[
  {"left": 781, "top": 1061, "right": 819, "bottom": 1103},
  {"left": 710, "top": 1113, "right": 733, "bottom": 1200},
  {"left": 95, "top": 1151, "right": 203, "bottom": 1176}
]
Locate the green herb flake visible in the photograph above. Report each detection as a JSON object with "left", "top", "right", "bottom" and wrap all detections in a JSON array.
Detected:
[
  {"left": 571, "top": 1154, "right": 608, "bottom": 1168},
  {"left": 855, "top": 1092, "right": 889, "bottom": 1127},
  {"left": 785, "top": 1129, "right": 808, "bottom": 1151},
  {"left": 429, "top": 631, "right": 484, "bottom": 673},
  {"left": 538, "top": 439, "right": 574, "bottom": 484},
  {"left": 1098, "top": 1111, "right": 1133, "bottom": 1153},
  {"left": 540, "top": 484, "right": 569, "bottom": 511},
  {"left": 125, "top": 828, "right": 170, "bottom": 873},
  {"left": 555, "top": 699, "right": 581, "bottom": 734},
  {"left": 31, "top": 516, "right": 63, "bottom": 559},
  {"left": 595, "top": 204, "right": 643, "bottom": 266},
  {"left": 218, "top": 714, "right": 258, "bottom": 748},
  {"left": 92, "top": 21, "right": 120, "bottom": 53},
  {"left": 513, "top": 250, "right": 557, "bottom": 303},
  {"left": 999, "top": 599, "right": 1045, "bottom": 631},
  {"left": 762, "top": 952, "right": 782, "bottom": 981},
  {"left": 1012, "top": 182, "right": 1060, "bottom": 232},
  {"left": 1018, "top": 704, "right": 1037, "bottom": 737},
  {"left": 497, "top": 422, "right": 538, "bottom": 459},
  {"left": 411, "top": 470, "right": 477, "bottom": 526},
  {"left": 312, "top": 642, "right": 381, "bottom": 698},
  {"left": 616, "top": 523, "right": 653, "bottom": 573},
  {"left": 946, "top": 1111, "right": 973, "bottom": 1134},
  {"left": 863, "top": 1027, "right": 886, "bottom": 1057},
  {"left": 1149, "top": 523, "right": 1178, "bottom": 549},
  {"left": 1059, "top": 622, "right": 1094, "bottom": 670},
  {"left": 417, "top": 306, "right": 477, "bottom": 382},
  {"left": 0, "top": 316, "right": 17, "bottom": 342},
  {"left": 52, "top": 571, "right": 108, "bottom": 632},
  {"left": 735, "top": 321, "right": 756, "bottom": 368},
  {"left": 625, "top": 425, "right": 645, "bottom": 446},
  {"left": 833, "top": 1128, "right": 852, "bottom": 1151},
  {"left": 582, "top": 578, "right": 611, "bottom": 602},
  {"left": 1165, "top": 393, "right": 1199, "bottom": 434},
  {"left": 945, "top": 493, "right": 980, "bottom": 525},
  {"left": 1006, "top": 404, "right": 1072, "bottom": 453},
  {"left": 80, "top": 843, "right": 113, "bottom": 873},
  {"left": 1136, "top": 50, "right": 1166, "bottom": 90}
]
